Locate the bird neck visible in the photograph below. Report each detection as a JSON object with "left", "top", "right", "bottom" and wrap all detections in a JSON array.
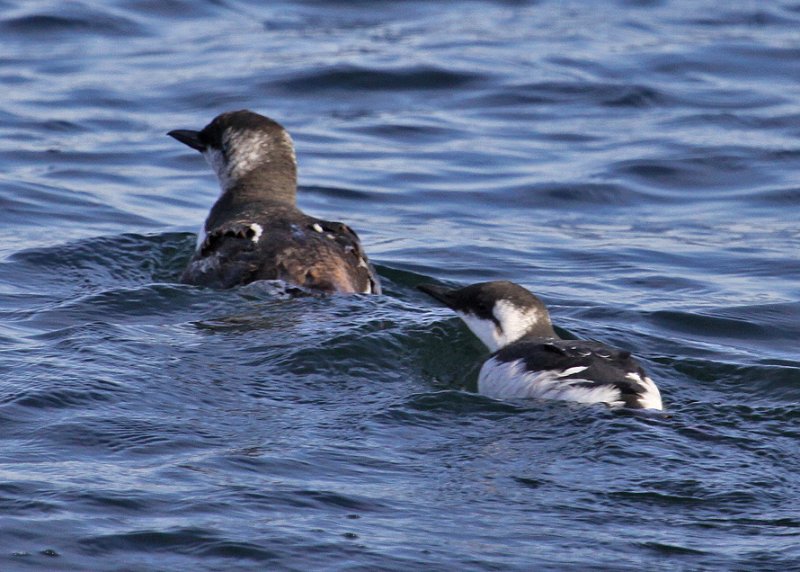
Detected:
[
  {"left": 223, "top": 169, "right": 297, "bottom": 205},
  {"left": 204, "top": 183, "right": 298, "bottom": 232}
]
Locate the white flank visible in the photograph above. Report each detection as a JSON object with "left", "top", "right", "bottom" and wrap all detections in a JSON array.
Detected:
[
  {"left": 312, "top": 223, "right": 323, "bottom": 233},
  {"left": 478, "top": 357, "right": 624, "bottom": 406},
  {"left": 249, "top": 223, "right": 263, "bottom": 243},
  {"left": 627, "top": 372, "right": 663, "bottom": 410}
]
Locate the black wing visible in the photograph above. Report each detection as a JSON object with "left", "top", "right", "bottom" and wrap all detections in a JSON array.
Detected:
[
  {"left": 181, "top": 216, "right": 381, "bottom": 294},
  {"left": 180, "top": 220, "right": 263, "bottom": 288},
  {"left": 494, "top": 339, "right": 653, "bottom": 408},
  {"left": 306, "top": 218, "right": 381, "bottom": 294}
]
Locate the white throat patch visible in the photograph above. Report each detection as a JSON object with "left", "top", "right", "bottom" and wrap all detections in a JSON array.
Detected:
[
  {"left": 458, "top": 312, "right": 504, "bottom": 352},
  {"left": 457, "top": 300, "right": 546, "bottom": 352},
  {"left": 202, "top": 147, "right": 230, "bottom": 193}
]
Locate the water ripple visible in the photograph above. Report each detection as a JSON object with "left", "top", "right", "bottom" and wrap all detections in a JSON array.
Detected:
[
  {"left": 1, "top": 0, "right": 800, "bottom": 570},
  {"left": 280, "top": 65, "right": 484, "bottom": 93}
]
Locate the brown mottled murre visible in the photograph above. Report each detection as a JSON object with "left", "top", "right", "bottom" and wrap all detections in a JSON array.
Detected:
[{"left": 169, "top": 110, "right": 381, "bottom": 294}]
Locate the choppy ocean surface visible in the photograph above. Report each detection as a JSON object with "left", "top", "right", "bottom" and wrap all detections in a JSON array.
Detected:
[{"left": 1, "top": 1, "right": 799, "bottom": 570}]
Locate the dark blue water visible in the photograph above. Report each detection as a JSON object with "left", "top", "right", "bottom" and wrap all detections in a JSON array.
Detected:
[{"left": 2, "top": 1, "right": 799, "bottom": 570}]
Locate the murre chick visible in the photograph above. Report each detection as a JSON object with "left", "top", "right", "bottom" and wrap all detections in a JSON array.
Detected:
[
  {"left": 168, "top": 110, "right": 381, "bottom": 294},
  {"left": 418, "top": 281, "right": 663, "bottom": 410}
]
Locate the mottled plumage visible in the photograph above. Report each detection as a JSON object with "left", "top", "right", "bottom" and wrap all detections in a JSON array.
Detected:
[{"left": 169, "top": 110, "right": 380, "bottom": 294}]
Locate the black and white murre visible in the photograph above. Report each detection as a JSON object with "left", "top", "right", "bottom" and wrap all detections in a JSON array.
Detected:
[
  {"left": 168, "top": 110, "right": 381, "bottom": 294},
  {"left": 418, "top": 281, "right": 663, "bottom": 410}
]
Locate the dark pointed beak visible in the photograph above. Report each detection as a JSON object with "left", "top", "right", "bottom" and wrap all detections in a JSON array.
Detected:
[
  {"left": 417, "top": 283, "right": 458, "bottom": 309},
  {"left": 168, "top": 129, "right": 206, "bottom": 152}
]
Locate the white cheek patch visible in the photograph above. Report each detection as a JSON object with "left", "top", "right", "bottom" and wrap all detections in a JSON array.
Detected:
[
  {"left": 457, "top": 301, "right": 543, "bottom": 352},
  {"left": 225, "top": 129, "right": 295, "bottom": 182},
  {"left": 225, "top": 130, "right": 263, "bottom": 180},
  {"left": 492, "top": 300, "right": 542, "bottom": 346},
  {"left": 202, "top": 129, "right": 296, "bottom": 194}
]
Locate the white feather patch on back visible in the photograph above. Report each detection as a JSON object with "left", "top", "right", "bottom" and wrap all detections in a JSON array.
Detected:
[
  {"left": 478, "top": 357, "right": 624, "bottom": 406},
  {"left": 249, "top": 223, "right": 263, "bottom": 243}
]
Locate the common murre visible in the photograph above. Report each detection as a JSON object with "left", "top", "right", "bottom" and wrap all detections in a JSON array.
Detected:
[
  {"left": 418, "top": 281, "right": 663, "bottom": 410},
  {"left": 168, "top": 110, "right": 381, "bottom": 294}
]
